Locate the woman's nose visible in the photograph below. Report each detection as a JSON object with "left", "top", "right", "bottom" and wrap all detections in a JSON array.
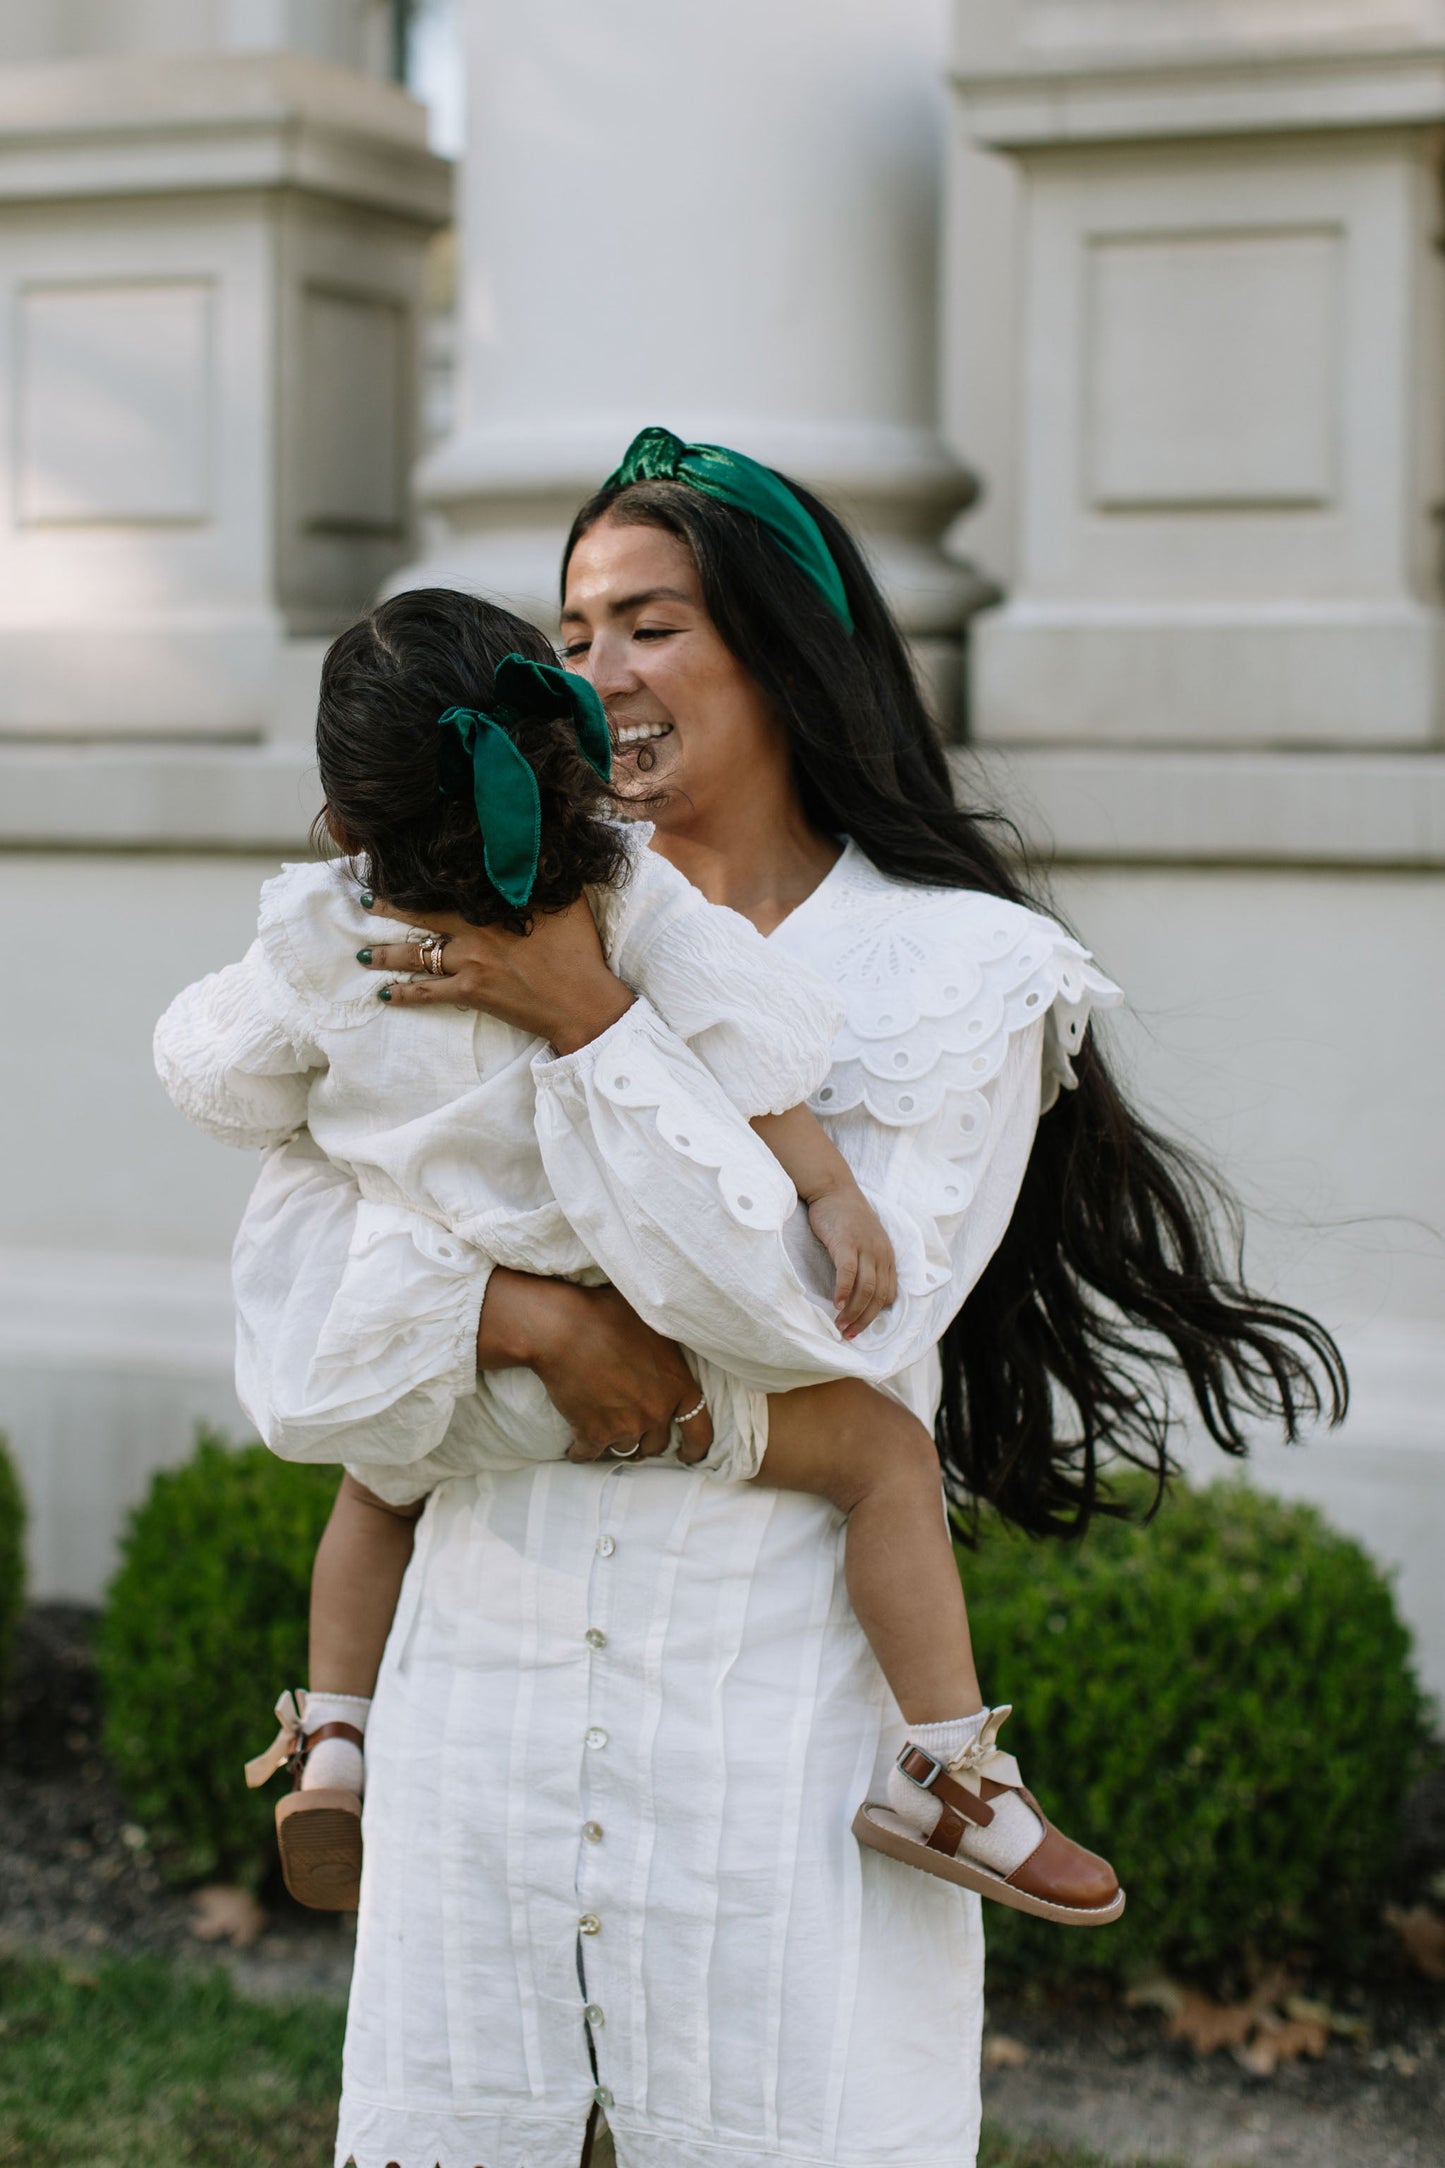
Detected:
[{"left": 581, "top": 631, "right": 638, "bottom": 701}]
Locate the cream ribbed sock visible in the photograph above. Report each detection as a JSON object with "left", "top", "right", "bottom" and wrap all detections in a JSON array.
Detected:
[
  {"left": 885, "top": 1706, "right": 1044, "bottom": 1876},
  {"left": 907, "top": 1711, "right": 990, "bottom": 1763},
  {"left": 299, "top": 1691, "right": 370, "bottom": 1797}
]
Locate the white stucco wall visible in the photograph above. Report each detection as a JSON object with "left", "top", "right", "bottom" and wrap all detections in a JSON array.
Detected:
[
  {"left": 1045, "top": 864, "right": 1445, "bottom": 1700},
  {"left": 0, "top": 853, "right": 284, "bottom": 1600}
]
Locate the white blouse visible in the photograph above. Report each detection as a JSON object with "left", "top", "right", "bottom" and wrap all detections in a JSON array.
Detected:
[{"left": 217, "top": 838, "right": 1121, "bottom": 2168}]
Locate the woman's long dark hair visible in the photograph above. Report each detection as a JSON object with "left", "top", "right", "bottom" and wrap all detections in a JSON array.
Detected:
[{"left": 563, "top": 477, "right": 1348, "bottom": 1538}]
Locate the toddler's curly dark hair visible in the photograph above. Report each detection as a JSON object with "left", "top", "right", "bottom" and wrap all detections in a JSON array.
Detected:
[{"left": 316, "top": 588, "right": 628, "bottom": 931}]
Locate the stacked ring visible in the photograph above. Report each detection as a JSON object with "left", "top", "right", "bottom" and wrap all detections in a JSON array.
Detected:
[{"left": 420, "top": 936, "right": 449, "bottom": 977}]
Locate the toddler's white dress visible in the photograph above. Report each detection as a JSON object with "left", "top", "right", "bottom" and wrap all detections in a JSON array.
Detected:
[
  {"left": 161, "top": 833, "right": 1122, "bottom": 2168},
  {"left": 155, "top": 824, "right": 847, "bottom": 1492}
]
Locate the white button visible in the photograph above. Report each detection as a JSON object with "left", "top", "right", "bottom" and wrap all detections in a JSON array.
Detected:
[
  {"left": 585, "top": 1726, "right": 608, "bottom": 1750},
  {"left": 585, "top": 1628, "right": 607, "bottom": 1649},
  {"left": 596, "top": 1534, "right": 616, "bottom": 1558},
  {"left": 579, "top": 1912, "right": 601, "bottom": 1935},
  {"left": 583, "top": 1821, "right": 603, "bottom": 1842},
  {"left": 585, "top": 2003, "right": 605, "bottom": 2027},
  {"left": 594, "top": 2085, "right": 614, "bottom": 2109}
]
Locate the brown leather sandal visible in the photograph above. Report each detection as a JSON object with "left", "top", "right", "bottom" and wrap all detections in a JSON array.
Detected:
[
  {"left": 853, "top": 1705, "right": 1125, "bottom": 1927},
  {"left": 243, "top": 1692, "right": 364, "bottom": 1913}
]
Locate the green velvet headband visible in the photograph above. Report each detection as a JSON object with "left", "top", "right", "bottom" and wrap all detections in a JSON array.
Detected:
[
  {"left": 604, "top": 425, "right": 854, "bottom": 633},
  {"left": 436, "top": 654, "right": 611, "bottom": 910}
]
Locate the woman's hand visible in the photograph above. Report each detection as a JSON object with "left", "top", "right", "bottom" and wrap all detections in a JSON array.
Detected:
[
  {"left": 359, "top": 896, "right": 634, "bottom": 1054},
  {"left": 478, "top": 1268, "right": 714, "bottom": 1464}
]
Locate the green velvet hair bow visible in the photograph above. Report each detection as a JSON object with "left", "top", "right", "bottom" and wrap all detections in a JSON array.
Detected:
[
  {"left": 436, "top": 654, "right": 612, "bottom": 910},
  {"left": 605, "top": 425, "right": 854, "bottom": 633}
]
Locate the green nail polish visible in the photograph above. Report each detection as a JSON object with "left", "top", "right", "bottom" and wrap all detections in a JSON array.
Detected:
[
  {"left": 356, "top": 948, "right": 372, "bottom": 965},
  {"left": 377, "top": 985, "right": 391, "bottom": 1002},
  {"left": 360, "top": 889, "right": 375, "bottom": 908}
]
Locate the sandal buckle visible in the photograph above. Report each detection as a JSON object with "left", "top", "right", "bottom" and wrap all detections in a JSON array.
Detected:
[{"left": 896, "top": 1744, "right": 945, "bottom": 1791}]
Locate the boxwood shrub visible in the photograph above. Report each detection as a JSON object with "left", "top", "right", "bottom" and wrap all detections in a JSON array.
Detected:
[
  {"left": 962, "top": 1475, "right": 1431, "bottom": 1986},
  {"left": 97, "top": 1430, "right": 338, "bottom": 1886},
  {"left": 0, "top": 1432, "right": 25, "bottom": 1712}
]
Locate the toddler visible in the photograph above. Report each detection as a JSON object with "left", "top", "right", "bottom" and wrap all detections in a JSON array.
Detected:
[{"left": 155, "top": 588, "right": 1122, "bottom": 1931}]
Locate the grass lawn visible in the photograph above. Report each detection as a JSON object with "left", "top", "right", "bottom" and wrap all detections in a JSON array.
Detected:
[
  {"left": 0, "top": 1947, "right": 1172, "bottom": 2168},
  {"left": 0, "top": 1949, "right": 344, "bottom": 2168}
]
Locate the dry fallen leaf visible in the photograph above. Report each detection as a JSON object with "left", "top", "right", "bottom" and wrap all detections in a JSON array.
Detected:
[
  {"left": 1234, "top": 2014, "right": 1330, "bottom": 2077},
  {"left": 1166, "top": 1990, "right": 1258, "bottom": 2055},
  {"left": 1383, "top": 1904, "right": 1445, "bottom": 1983},
  {"left": 982, "top": 2033, "right": 1031, "bottom": 2070},
  {"left": 189, "top": 1883, "right": 267, "bottom": 1948}
]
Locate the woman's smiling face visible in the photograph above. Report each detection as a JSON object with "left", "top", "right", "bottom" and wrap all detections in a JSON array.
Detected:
[{"left": 560, "top": 513, "right": 792, "bottom": 829}]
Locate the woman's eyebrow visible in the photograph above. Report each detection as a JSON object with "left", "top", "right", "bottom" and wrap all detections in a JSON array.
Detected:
[{"left": 561, "top": 586, "right": 693, "bottom": 626}]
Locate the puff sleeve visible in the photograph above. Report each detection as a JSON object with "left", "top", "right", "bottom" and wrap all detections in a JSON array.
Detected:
[{"left": 153, "top": 940, "right": 319, "bottom": 1151}]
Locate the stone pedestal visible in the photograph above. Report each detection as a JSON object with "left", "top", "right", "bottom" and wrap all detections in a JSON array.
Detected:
[
  {"left": 0, "top": 51, "right": 448, "bottom": 739},
  {"left": 0, "top": 1, "right": 396, "bottom": 71},
  {"left": 954, "top": 2, "right": 1445, "bottom": 745},
  {"left": 402, "top": 0, "right": 987, "bottom": 717}
]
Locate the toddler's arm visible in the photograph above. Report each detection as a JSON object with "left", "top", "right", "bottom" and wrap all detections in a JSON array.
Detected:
[{"left": 751, "top": 1104, "right": 897, "bottom": 1337}]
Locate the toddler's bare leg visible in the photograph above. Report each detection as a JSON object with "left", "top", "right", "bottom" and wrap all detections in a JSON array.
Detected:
[
  {"left": 310, "top": 1472, "right": 423, "bottom": 1698},
  {"left": 757, "top": 1378, "right": 981, "bottom": 1724}
]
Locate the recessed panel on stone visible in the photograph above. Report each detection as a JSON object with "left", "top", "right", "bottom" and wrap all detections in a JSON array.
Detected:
[
  {"left": 1086, "top": 226, "right": 1341, "bottom": 511},
  {"left": 17, "top": 279, "right": 214, "bottom": 526},
  {"left": 300, "top": 286, "right": 405, "bottom": 537}
]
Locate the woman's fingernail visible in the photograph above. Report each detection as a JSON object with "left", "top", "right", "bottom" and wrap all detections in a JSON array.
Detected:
[
  {"left": 360, "top": 889, "right": 375, "bottom": 908},
  {"left": 356, "top": 948, "right": 372, "bottom": 965},
  {"left": 377, "top": 986, "right": 392, "bottom": 1003}
]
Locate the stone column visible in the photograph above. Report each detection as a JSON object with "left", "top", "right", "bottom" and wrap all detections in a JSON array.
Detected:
[{"left": 404, "top": 0, "right": 988, "bottom": 714}]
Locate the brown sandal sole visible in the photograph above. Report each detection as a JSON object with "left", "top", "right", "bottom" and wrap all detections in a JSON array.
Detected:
[
  {"left": 853, "top": 1803, "right": 1126, "bottom": 1927},
  {"left": 275, "top": 1788, "right": 362, "bottom": 1911}
]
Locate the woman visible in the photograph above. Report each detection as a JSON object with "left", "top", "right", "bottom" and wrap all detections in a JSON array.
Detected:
[{"left": 233, "top": 429, "right": 1344, "bottom": 2168}]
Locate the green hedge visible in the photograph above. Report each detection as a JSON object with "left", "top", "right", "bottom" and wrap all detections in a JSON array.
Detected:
[
  {"left": 0, "top": 1433, "right": 25, "bottom": 1712},
  {"left": 97, "top": 1429, "right": 1430, "bottom": 1981},
  {"left": 962, "top": 1476, "right": 1431, "bottom": 1985},
  {"left": 97, "top": 1431, "right": 338, "bottom": 1886}
]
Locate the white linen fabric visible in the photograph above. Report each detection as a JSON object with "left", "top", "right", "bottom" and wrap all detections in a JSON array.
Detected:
[
  {"left": 155, "top": 824, "right": 844, "bottom": 1491},
  {"left": 221, "top": 838, "right": 1122, "bottom": 2168}
]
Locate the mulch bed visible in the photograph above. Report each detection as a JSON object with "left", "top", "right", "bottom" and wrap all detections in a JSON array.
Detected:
[{"left": 0, "top": 1605, "right": 353, "bottom": 1999}]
